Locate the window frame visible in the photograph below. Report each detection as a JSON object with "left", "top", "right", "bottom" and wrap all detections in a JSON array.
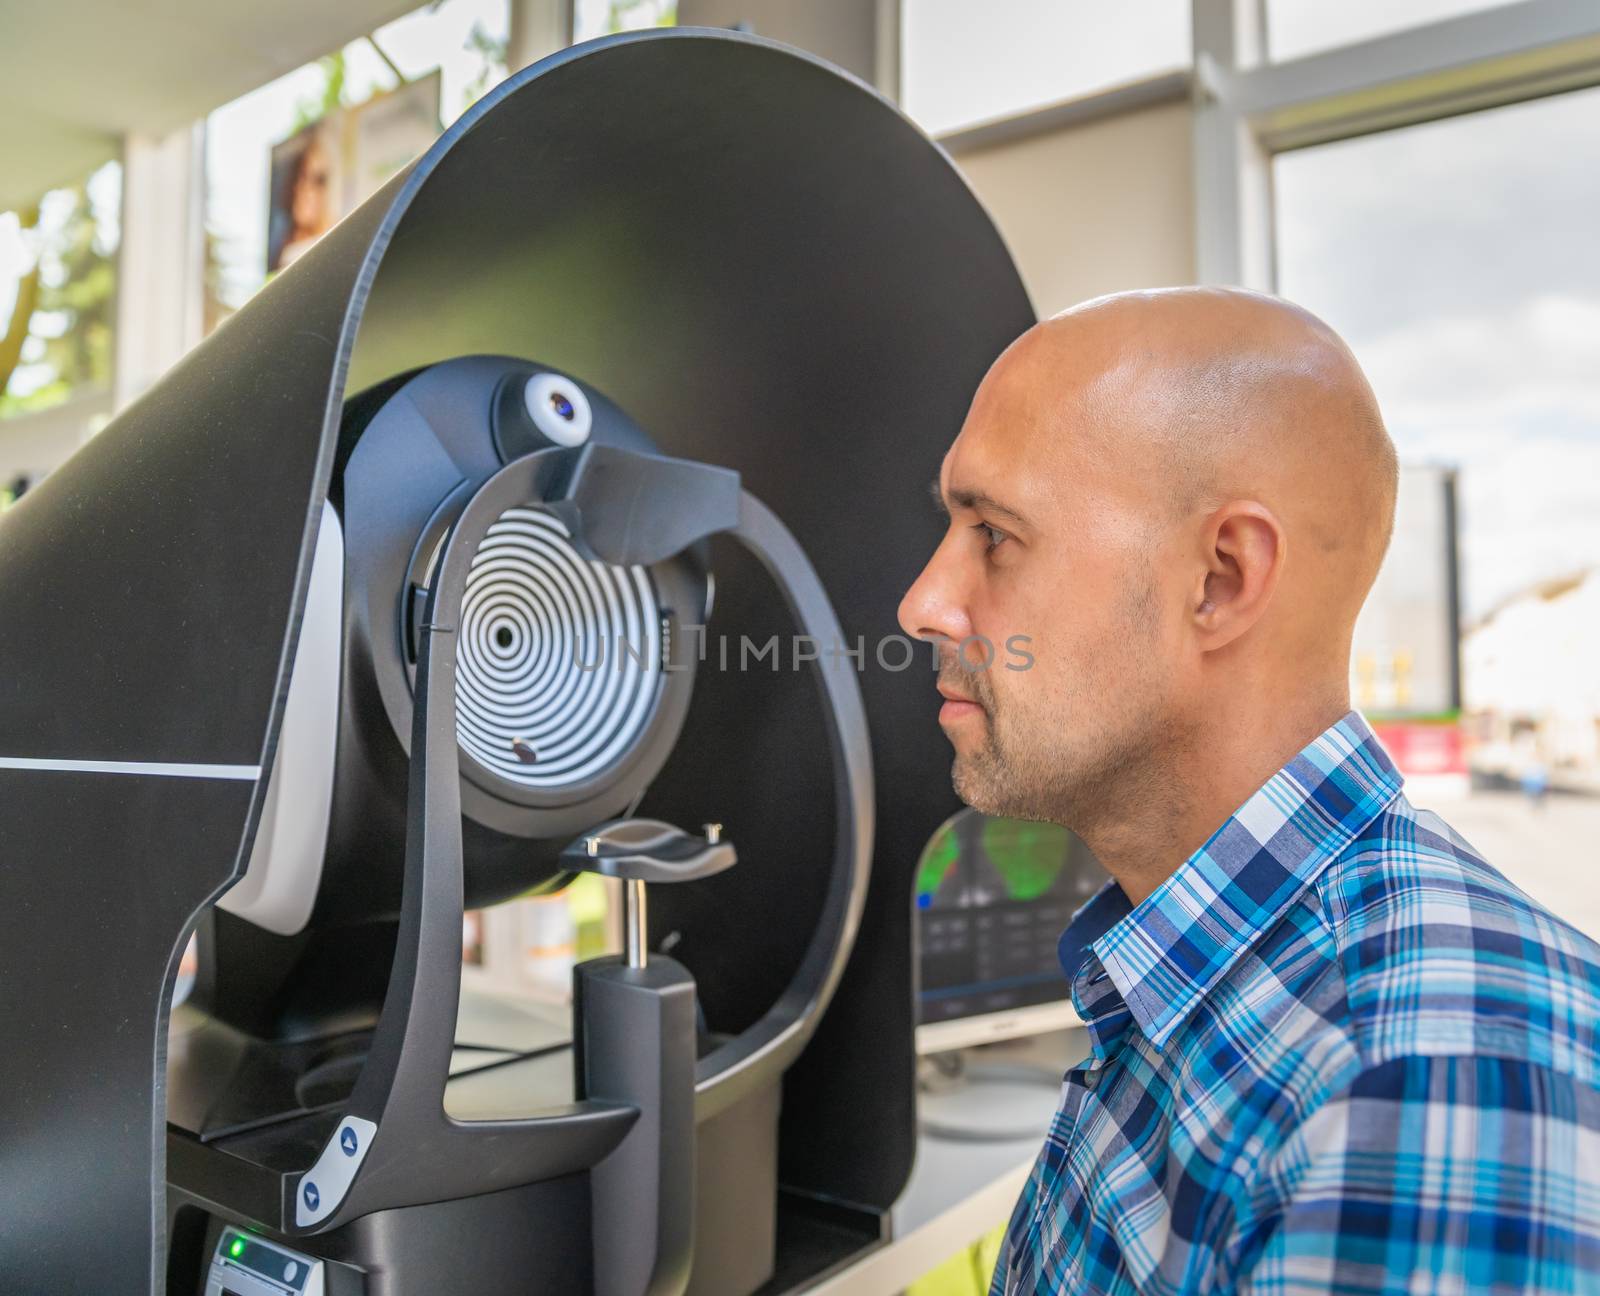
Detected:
[{"left": 1192, "top": 0, "right": 1600, "bottom": 286}]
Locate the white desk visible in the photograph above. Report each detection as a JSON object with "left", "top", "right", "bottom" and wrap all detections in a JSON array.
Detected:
[{"left": 807, "top": 1028, "right": 1085, "bottom": 1295}]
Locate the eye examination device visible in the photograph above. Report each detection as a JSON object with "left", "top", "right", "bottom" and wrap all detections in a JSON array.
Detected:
[{"left": 0, "top": 29, "right": 1033, "bottom": 1295}]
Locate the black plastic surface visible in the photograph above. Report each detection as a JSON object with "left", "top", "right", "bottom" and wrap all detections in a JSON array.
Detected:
[
  {"left": 686, "top": 1082, "right": 782, "bottom": 1296},
  {"left": 1, "top": 27, "right": 1031, "bottom": 1288},
  {"left": 575, "top": 957, "right": 699, "bottom": 1296},
  {"left": 317, "top": 448, "right": 870, "bottom": 1233},
  {"left": 329, "top": 358, "right": 707, "bottom": 914},
  {"left": 0, "top": 773, "right": 256, "bottom": 1287},
  {"left": 169, "top": 1174, "right": 596, "bottom": 1296}
]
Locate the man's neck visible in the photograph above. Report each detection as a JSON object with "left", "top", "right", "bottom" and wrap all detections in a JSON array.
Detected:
[{"left": 1078, "top": 692, "right": 1352, "bottom": 909}]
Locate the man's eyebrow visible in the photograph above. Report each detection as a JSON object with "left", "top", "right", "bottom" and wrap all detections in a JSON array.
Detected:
[{"left": 941, "top": 483, "right": 1028, "bottom": 526}]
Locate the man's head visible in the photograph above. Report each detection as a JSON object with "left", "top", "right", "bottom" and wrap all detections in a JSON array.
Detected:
[{"left": 897, "top": 287, "right": 1397, "bottom": 834}]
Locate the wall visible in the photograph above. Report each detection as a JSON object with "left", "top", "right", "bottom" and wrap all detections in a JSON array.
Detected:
[
  {"left": 677, "top": 0, "right": 888, "bottom": 88},
  {"left": 943, "top": 86, "right": 1196, "bottom": 318}
]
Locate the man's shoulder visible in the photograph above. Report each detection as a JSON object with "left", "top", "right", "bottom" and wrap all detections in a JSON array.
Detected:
[{"left": 1309, "top": 792, "right": 1600, "bottom": 1084}]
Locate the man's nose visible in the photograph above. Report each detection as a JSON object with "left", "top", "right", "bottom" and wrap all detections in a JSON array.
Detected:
[{"left": 897, "top": 545, "right": 972, "bottom": 646}]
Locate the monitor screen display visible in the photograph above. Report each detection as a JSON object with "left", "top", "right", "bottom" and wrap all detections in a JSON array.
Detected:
[{"left": 915, "top": 809, "right": 1107, "bottom": 1025}]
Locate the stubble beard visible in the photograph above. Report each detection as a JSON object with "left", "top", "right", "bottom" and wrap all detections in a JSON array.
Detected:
[
  {"left": 951, "top": 690, "right": 1148, "bottom": 829},
  {"left": 948, "top": 607, "right": 1173, "bottom": 833}
]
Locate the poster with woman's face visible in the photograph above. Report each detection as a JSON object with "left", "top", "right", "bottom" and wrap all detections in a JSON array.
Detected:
[
  {"left": 266, "top": 75, "right": 441, "bottom": 274},
  {"left": 267, "top": 121, "right": 340, "bottom": 272}
]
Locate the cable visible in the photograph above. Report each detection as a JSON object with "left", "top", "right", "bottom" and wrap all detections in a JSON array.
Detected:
[{"left": 449, "top": 1040, "right": 572, "bottom": 1079}]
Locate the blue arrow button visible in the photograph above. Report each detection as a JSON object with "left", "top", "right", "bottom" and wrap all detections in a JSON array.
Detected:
[
  {"left": 303, "top": 1181, "right": 320, "bottom": 1211},
  {"left": 340, "top": 1126, "right": 359, "bottom": 1157}
]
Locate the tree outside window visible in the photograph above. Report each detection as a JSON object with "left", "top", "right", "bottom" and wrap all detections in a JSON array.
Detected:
[{"left": 0, "top": 162, "right": 121, "bottom": 422}]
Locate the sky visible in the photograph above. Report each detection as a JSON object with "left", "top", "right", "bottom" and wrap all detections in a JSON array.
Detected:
[{"left": 1275, "top": 86, "right": 1600, "bottom": 622}]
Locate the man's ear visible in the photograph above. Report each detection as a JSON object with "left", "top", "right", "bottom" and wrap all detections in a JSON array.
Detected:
[{"left": 1192, "top": 501, "right": 1284, "bottom": 652}]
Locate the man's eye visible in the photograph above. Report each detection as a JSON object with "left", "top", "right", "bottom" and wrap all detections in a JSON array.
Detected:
[{"left": 971, "top": 522, "right": 1007, "bottom": 552}]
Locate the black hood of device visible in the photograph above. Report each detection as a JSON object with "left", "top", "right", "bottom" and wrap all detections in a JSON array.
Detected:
[{"left": 0, "top": 28, "right": 1033, "bottom": 1290}]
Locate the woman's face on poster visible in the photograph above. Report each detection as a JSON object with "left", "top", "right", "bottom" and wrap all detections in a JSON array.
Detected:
[{"left": 292, "top": 137, "right": 333, "bottom": 234}]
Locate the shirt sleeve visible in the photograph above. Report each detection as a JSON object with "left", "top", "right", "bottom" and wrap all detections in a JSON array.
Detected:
[{"left": 1237, "top": 1053, "right": 1600, "bottom": 1294}]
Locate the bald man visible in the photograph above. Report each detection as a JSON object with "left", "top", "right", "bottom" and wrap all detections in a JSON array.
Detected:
[{"left": 900, "top": 289, "right": 1600, "bottom": 1296}]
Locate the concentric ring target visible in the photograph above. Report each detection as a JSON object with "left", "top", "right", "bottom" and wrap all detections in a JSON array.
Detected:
[{"left": 455, "top": 506, "right": 662, "bottom": 791}]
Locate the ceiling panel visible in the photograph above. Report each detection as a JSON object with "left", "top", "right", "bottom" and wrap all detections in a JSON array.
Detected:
[{"left": 0, "top": 0, "right": 424, "bottom": 208}]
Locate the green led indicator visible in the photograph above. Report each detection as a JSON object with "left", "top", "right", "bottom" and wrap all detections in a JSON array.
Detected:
[{"left": 228, "top": 1236, "right": 246, "bottom": 1259}]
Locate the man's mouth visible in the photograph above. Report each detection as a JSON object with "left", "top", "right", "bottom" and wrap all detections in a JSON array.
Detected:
[{"left": 937, "top": 682, "right": 985, "bottom": 726}]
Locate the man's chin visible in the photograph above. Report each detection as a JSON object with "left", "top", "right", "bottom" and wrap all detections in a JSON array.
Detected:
[{"left": 950, "top": 756, "right": 1010, "bottom": 818}]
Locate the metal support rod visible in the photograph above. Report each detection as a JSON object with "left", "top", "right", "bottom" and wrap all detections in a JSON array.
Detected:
[{"left": 623, "top": 878, "right": 648, "bottom": 969}]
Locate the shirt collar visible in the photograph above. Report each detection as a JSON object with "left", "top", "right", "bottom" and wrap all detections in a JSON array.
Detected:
[{"left": 1059, "top": 710, "right": 1403, "bottom": 1053}]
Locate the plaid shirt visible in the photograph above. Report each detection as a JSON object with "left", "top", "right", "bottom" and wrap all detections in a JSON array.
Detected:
[{"left": 993, "top": 712, "right": 1600, "bottom": 1295}]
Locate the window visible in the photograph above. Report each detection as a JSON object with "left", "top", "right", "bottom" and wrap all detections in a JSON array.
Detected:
[
  {"left": 0, "top": 161, "right": 121, "bottom": 420},
  {"left": 1276, "top": 88, "right": 1600, "bottom": 933},
  {"left": 901, "top": 0, "right": 1189, "bottom": 135},
  {"left": 1266, "top": 0, "right": 1511, "bottom": 63},
  {"left": 574, "top": 0, "right": 678, "bottom": 42},
  {"left": 204, "top": 0, "right": 509, "bottom": 324}
]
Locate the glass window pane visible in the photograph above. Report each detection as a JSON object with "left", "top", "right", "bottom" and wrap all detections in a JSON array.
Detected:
[
  {"left": 574, "top": 0, "right": 678, "bottom": 41},
  {"left": 902, "top": 0, "right": 1189, "bottom": 136},
  {"left": 203, "top": 0, "right": 508, "bottom": 324},
  {"left": 1267, "top": 0, "right": 1509, "bottom": 62},
  {"left": 1276, "top": 89, "right": 1600, "bottom": 935},
  {"left": 1, "top": 161, "right": 121, "bottom": 424}
]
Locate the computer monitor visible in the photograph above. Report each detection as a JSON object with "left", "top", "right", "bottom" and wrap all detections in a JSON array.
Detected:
[{"left": 914, "top": 808, "right": 1108, "bottom": 1054}]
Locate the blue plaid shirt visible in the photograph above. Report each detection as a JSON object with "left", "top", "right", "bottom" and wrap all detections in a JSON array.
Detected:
[{"left": 993, "top": 712, "right": 1600, "bottom": 1295}]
